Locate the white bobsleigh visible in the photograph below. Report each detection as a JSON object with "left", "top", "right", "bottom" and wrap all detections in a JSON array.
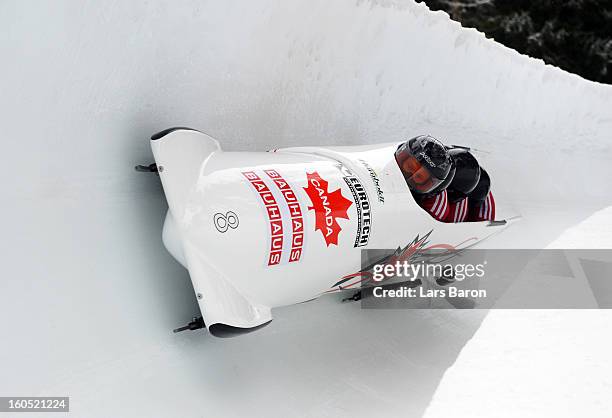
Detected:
[{"left": 148, "top": 128, "right": 512, "bottom": 337}]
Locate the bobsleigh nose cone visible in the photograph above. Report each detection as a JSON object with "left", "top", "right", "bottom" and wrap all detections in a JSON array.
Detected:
[{"left": 151, "top": 126, "right": 200, "bottom": 141}]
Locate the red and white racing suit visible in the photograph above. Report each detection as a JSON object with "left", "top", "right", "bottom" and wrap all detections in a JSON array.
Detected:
[
  {"left": 443, "top": 197, "right": 469, "bottom": 223},
  {"left": 418, "top": 190, "right": 495, "bottom": 222},
  {"left": 416, "top": 190, "right": 449, "bottom": 222},
  {"left": 467, "top": 191, "right": 495, "bottom": 222}
]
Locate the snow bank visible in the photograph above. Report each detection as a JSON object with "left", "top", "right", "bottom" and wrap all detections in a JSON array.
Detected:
[
  {"left": 547, "top": 206, "right": 612, "bottom": 249},
  {"left": 424, "top": 309, "right": 612, "bottom": 418}
]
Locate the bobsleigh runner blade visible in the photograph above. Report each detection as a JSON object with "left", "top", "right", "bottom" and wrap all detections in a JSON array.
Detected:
[
  {"left": 134, "top": 163, "right": 159, "bottom": 173},
  {"left": 173, "top": 317, "right": 205, "bottom": 333}
]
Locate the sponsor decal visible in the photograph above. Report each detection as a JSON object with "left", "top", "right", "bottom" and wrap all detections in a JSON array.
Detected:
[
  {"left": 419, "top": 151, "right": 437, "bottom": 168},
  {"left": 264, "top": 169, "right": 304, "bottom": 263},
  {"left": 358, "top": 158, "right": 385, "bottom": 203},
  {"left": 303, "top": 171, "right": 352, "bottom": 247},
  {"left": 242, "top": 169, "right": 305, "bottom": 266},
  {"left": 343, "top": 175, "right": 372, "bottom": 247},
  {"left": 242, "top": 171, "right": 283, "bottom": 266}
]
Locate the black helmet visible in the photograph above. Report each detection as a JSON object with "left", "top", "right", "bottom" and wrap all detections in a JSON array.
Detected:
[
  {"left": 395, "top": 135, "right": 452, "bottom": 194},
  {"left": 467, "top": 167, "right": 490, "bottom": 201},
  {"left": 429, "top": 160, "right": 456, "bottom": 195},
  {"left": 447, "top": 148, "right": 481, "bottom": 198}
]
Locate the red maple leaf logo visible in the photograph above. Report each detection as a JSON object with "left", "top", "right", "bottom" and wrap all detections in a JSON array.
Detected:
[{"left": 303, "top": 172, "right": 352, "bottom": 246}]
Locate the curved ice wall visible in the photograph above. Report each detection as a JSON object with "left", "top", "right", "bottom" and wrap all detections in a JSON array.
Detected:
[
  {"left": 162, "top": 0, "right": 612, "bottom": 205},
  {"left": 4, "top": 0, "right": 611, "bottom": 208}
]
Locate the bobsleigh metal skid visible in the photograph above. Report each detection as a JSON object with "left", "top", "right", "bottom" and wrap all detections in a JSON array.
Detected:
[{"left": 149, "top": 128, "right": 511, "bottom": 337}]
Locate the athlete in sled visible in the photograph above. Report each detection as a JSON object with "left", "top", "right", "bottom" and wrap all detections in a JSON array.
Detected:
[
  {"left": 395, "top": 135, "right": 495, "bottom": 224},
  {"left": 140, "top": 128, "right": 512, "bottom": 337}
]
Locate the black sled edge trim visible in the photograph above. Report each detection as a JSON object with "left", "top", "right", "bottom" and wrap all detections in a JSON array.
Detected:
[
  {"left": 208, "top": 320, "right": 272, "bottom": 338},
  {"left": 151, "top": 127, "right": 199, "bottom": 141}
]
